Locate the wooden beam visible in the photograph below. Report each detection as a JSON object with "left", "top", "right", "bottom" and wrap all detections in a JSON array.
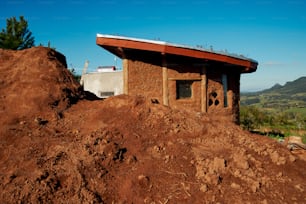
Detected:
[
  {"left": 168, "top": 78, "right": 202, "bottom": 81},
  {"left": 123, "top": 59, "right": 128, "bottom": 94},
  {"left": 162, "top": 54, "right": 169, "bottom": 106},
  {"left": 201, "top": 67, "right": 207, "bottom": 112}
]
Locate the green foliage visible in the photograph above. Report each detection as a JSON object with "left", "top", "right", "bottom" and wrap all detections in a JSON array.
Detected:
[
  {"left": 240, "top": 76, "right": 306, "bottom": 143},
  {"left": 240, "top": 106, "right": 264, "bottom": 130},
  {"left": 38, "top": 40, "right": 56, "bottom": 50},
  {"left": 0, "top": 16, "right": 35, "bottom": 50},
  {"left": 240, "top": 105, "right": 306, "bottom": 143},
  {"left": 73, "top": 74, "right": 81, "bottom": 82},
  {"left": 69, "top": 68, "right": 81, "bottom": 82}
]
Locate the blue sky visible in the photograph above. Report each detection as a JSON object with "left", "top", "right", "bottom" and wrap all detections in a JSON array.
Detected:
[{"left": 1, "top": 0, "right": 305, "bottom": 91}]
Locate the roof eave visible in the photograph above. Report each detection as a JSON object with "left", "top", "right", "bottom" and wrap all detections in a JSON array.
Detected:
[{"left": 96, "top": 34, "right": 258, "bottom": 73}]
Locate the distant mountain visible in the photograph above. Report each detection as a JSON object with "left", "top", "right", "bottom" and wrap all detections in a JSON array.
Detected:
[
  {"left": 260, "top": 76, "right": 306, "bottom": 95},
  {"left": 241, "top": 77, "right": 306, "bottom": 108},
  {"left": 267, "top": 83, "right": 282, "bottom": 91}
]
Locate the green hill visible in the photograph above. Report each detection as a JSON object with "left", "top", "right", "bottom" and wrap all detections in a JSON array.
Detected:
[
  {"left": 240, "top": 77, "right": 306, "bottom": 141},
  {"left": 241, "top": 76, "right": 306, "bottom": 109}
]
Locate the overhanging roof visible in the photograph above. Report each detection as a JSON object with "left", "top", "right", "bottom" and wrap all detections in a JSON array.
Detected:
[{"left": 96, "top": 34, "right": 258, "bottom": 73}]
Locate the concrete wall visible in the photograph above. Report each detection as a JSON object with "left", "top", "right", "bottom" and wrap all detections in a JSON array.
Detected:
[{"left": 82, "top": 71, "right": 123, "bottom": 98}]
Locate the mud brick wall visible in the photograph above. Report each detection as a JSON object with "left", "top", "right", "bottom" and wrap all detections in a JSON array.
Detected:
[
  {"left": 168, "top": 80, "right": 202, "bottom": 111},
  {"left": 207, "top": 68, "right": 241, "bottom": 123},
  {"left": 125, "top": 53, "right": 241, "bottom": 123},
  {"left": 127, "top": 60, "right": 163, "bottom": 102},
  {"left": 207, "top": 74, "right": 224, "bottom": 113},
  {"left": 227, "top": 72, "right": 241, "bottom": 123},
  {"left": 167, "top": 60, "right": 202, "bottom": 112}
]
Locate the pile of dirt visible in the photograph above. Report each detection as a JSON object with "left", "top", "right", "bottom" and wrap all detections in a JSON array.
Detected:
[
  {"left": 0, "top": 47, "right": 305, "bottom": 203},
  {"left": 0, "top": 47, "right": 81, "bottom": 129}
]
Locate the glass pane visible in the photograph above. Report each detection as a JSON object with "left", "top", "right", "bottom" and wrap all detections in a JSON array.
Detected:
[
  {"left": 176, "top": 80, "right": 192, "bottom": 99},
  {"left": 222, "top": 74, "right": 228, "bottom": 107}
]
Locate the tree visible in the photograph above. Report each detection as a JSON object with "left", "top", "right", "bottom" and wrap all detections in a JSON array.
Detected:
[
  {"left": 0, "top": 16, "right": 35, "bottom": 50},
  {"left": 240, "top": 106, "right": 265, "bottom": 131}
]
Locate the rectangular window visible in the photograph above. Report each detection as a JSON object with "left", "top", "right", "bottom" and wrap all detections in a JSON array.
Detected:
[
  {"left": 99, "top": 91, "right": 114, "bottom": 98},
  {"left": 176, "top": 80, "right": 193, "bottom": 99},
  {"left": 222, "top": 74, "right": 228, "bottom": 107}
]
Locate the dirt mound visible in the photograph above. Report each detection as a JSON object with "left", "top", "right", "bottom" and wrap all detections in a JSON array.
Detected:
[
  {"left": 0, "top": 48, "right": 305, "bottom": 203},
  {"left": 0, "top": 47, "right": 81, "bottom": 128}
]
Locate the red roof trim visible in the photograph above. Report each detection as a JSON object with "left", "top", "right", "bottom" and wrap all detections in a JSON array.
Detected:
[{"left": 96, "top": 34, "right": 258, "bottom": 73}]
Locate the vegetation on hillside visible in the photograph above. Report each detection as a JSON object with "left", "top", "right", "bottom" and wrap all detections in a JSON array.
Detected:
[
  {"left": 240, "top": 106, "right": 306, "bottom": 137},
  {"left": 0, "top": 16, "right": 35, "bottom": 50},
  {"left": 241, "top": 77, "right": 306, "bottom": 108},
  {"left": 240, "top": 77, "right": 306, "bottom": 143},
  {"left": 69, "top": 68, "right": 81, "bottom": 82}
]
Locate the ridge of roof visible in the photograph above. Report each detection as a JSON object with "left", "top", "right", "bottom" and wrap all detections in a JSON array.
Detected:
[{"left": 96, "top": 33, "right": 258, "bottom": 64}]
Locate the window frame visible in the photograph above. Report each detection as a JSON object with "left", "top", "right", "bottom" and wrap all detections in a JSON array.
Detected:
[{"left": 176, "top": 80, "right": 193, "bottom": 100}]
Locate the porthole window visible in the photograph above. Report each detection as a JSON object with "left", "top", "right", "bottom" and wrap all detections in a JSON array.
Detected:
[{"left": 176, "top": 80, "right": 193, "bottom": 99}]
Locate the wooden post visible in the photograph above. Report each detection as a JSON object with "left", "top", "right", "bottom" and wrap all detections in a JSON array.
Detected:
[
  {"left": 201, "top": 66, "right": 207, "bottom": 112},
  {"left": 123, "top": 58, "right": 128, "bottom": 94},
  {"left": 162, "top": 54, "right": 169, "bottom": 106}
]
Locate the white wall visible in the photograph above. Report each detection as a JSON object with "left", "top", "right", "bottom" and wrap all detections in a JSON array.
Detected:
[{"left": 82, "top": 71, "right": 123, "bottom": 98}]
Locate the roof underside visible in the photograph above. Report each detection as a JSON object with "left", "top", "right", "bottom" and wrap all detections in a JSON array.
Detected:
[{"left": 96, "top": 34, "right": 258, "bottom": 73}]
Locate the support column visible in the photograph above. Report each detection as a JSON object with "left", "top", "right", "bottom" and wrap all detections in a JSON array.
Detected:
[
  {"left": 201, "top": 66, "right": 207, "bottom": 112},
  {"left": 162, "top": 54, "right": 169, "bottom": 106},
  {"left": 123, "top": 58, "right": 129, "bottom": 94}
]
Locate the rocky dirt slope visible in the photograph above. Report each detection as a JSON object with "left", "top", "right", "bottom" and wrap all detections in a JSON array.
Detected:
[{"left": 0, "top": 47, "right": 305, "bottom": 203}]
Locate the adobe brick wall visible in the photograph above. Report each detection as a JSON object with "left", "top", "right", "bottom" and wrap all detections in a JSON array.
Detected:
[
  {"left": 206, "top": 69, "right": 241, "bottom": 122},
  {"left": 168, "top": 80, "right": 202, "bottom": 111},
  {"left": 167, "top": 60, "right": 202, "bottom": 112},
  {"left": 207, "top": 76, "right": 224, "bottom": 112},
  {"left": 227, "top": 73, "right": 241, "bottom": 123},
  {"left": 127, "top": 60, "right": 163, "bottom": 103},
  {"left": 126, "top": 54, "right": 241, "bottom": 123}
]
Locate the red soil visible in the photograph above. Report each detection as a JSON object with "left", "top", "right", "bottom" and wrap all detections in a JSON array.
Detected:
[{"left": 0, "top": 47, "right": 305, "bottom": 203}]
